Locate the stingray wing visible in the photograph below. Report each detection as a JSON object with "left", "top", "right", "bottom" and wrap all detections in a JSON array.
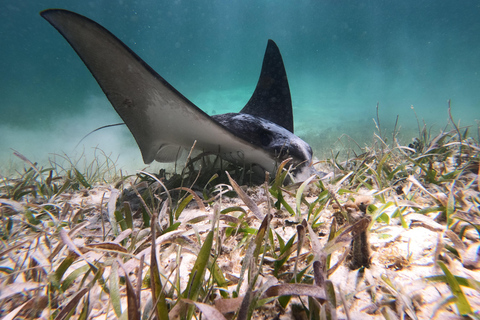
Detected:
[
  {"left": 41, "top": 9, "right": 275, "bottom": 170},
  {"left": 240, "top": 40, "right": 293, "bottom": 133}
]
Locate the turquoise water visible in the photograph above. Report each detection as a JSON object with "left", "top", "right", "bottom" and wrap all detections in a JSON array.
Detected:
[{"left": 1, "top": 1, "right": 479, "bottom": 173}]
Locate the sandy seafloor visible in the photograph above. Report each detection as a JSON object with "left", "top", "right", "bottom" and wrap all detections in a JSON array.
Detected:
[{"left": 3, "top": 167, "right": 479, "bottom": 319}]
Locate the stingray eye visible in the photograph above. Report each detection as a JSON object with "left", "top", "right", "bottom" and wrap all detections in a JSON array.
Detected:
[{"left": 259, "top": 130, "right": 272, "bottom": 147}]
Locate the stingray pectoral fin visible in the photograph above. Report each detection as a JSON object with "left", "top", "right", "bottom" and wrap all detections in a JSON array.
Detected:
[
  {"left": 241, "top": 40, "right": 294, "bottom": 133},
  {"left": 41, "top": 9, "right": 191, "bottom": 163},
  {"left": 41, "top": 10, "right": 237, "bottom": 164},
  {"left": 41, "top": 9, "right": 278, "bottom": 172},
  {"left": 155, "top": 144, "right": 183, "bottom": 162}
]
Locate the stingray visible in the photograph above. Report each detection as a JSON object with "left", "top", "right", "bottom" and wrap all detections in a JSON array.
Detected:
[{"left": 41, "top": 9, "right": 318, "bottom": 178}]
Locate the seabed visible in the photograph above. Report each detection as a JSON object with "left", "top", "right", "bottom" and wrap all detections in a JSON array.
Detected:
[{"left": 1, "top": 119, "right": 480, "bottom": 320}]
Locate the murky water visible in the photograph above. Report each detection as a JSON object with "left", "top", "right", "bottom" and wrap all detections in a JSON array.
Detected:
[{"left": 1, "top": 0, "right": 479, "bottom": 174}]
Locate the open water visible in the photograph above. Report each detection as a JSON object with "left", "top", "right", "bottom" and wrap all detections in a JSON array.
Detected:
[{"left": 1, "top": 0, "right": 479, "bottom": 174}]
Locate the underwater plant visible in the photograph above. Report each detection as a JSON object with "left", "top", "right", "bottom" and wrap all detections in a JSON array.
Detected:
[{"left": 1, "top": 107, "right": 479, "bottom": 319}]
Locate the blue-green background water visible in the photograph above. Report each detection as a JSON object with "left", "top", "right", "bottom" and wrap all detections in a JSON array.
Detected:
[{"left": 1, "top": 0, "right": 479, "bottom": 173}]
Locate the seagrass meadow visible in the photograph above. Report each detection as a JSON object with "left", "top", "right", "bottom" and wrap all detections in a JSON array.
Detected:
[{"left": 1, "top": 113, "right": 479, "bottom": 320}]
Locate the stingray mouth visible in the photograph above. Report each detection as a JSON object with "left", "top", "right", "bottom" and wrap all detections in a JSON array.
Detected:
[{"left": 273, "top": 140, "right": 313, "bottom": 167}]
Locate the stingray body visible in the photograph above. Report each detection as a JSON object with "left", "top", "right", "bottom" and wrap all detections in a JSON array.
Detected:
[{"left": 41, "top": 9, "right": 314, "bottom": 176}]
